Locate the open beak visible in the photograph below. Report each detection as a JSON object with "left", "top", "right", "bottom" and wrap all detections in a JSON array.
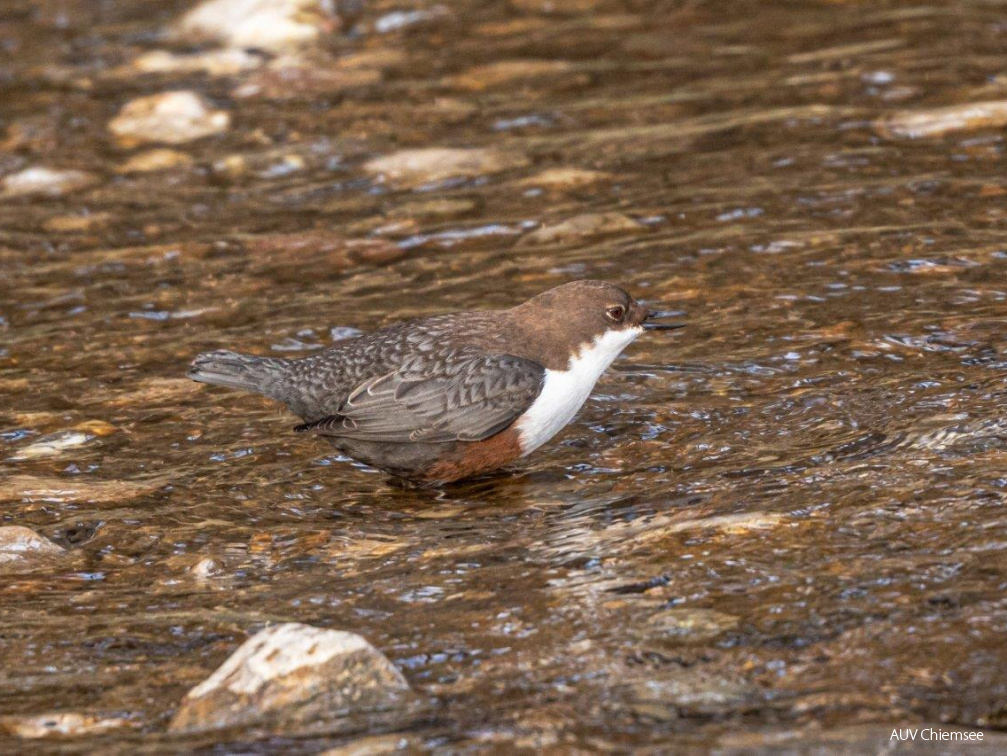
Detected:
[{"left": 643, "top": 308, "right": 686, "bottom": 331}]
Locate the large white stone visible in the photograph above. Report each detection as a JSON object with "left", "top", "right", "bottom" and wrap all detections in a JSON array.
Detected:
[
  {"left": 0, "top": 526, "right": 64, "bottom": 566},
  {"left": 173, "top": 0, "right": 339, "bottom": 54},
  {"left": 2, "top": 167, "right": 97, "bottom": 198},
  {"left": 109, "top": 91, "right": 230, "bottom": 147},
  {"left": 170, "top": 622, "right": 413, "bottom": 732}
]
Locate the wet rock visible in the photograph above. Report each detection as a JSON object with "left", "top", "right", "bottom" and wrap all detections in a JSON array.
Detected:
[
  {"left": 116, "top": 148, "right": 195, "bottom": 174},
  {"left": 518, "top": 212, "right": 646, "bottom": 246},
  {"left": 2, "top": 166, "right": 98, "bottom": 198},
  {"left": 876, "top": 100, "right": 1007, "bottom": 139},
  {"left": 518, "top": 167, "right": 613, "bottom": 190},
  {"left": 446, "top": 59, "right": 573, "bottom": 90},
  {"left": 364, "top": 147, "right": 529, "bottom": 189},
  {"left": 173, "top": 0, "right": 339, "bottom": 54},
  {"left": 190, "top": 557, "right": 224, "bottom": 578},
  {"left": 509, "top": 0, "right": 604, "bottom": 14},
  {"left": 241, "top": 232, "right": 406, "bottom": 282},
  {"left": 128, "top": 49, "right": 264, "bottom": 77},
  {"left": 0, "top": 475, "right": 165, "bottom": 504},
  {"left": 334, "top": 48, "right": 408, "bottom": 74},
  {"left": 164, "top": 554, "right": 225, "bottom": 578},
  {"left": 323, "top": 734, "right": 423, "bottom": 755},
  {"left": 0, "top": 526, "right": 64, "bottom": 566},
  {"left": 9, "top": 430, "right": 97, "bottom": 460},
  {"left": 387, "top": 198, "right": 478, "bottom": 220},
  {"left": 109, "top": 91, "right": 230, "bottom": 148},
  {"left": 72, "top": 420, "right": 117, "bottom": 437},
  {"left": 373, "top": 7, "right": 450, "bottom": 34},
  {"left": 666, "top": 512, "right": 784, "bottom": 535},
  {"left": 106, "top": 377, "right": 197, "bottom": 406},
  {"left": 169, "top": 622, "right": 413, "bottom": 732},
  {"left": 621, "top": 670, "right": 757, "bottom": 721},
  {"left": 43, "top": 212, "right": 113, "bottom": 233},
  {"left": 211, "top": 154, "right": 250, "bottom": 180},
  {"left": 233, "top": 54, "right": 380, "bottom": 100},
  {"left": 647, "top": 608, "right": 739, "bottom": 643},
  {"left": 2, "top": 117, "right": 61, "bottom": 153},
  {"left": 9, "top": 421, "right": 116, "bottom": 460},
  {"left": 0, "top": 712, "right": 131, "bottom": 738}
]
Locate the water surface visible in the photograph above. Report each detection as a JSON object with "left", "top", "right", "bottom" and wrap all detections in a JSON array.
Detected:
[{"left": 1, "top": 0, "right": 1006, "bottom": 750}]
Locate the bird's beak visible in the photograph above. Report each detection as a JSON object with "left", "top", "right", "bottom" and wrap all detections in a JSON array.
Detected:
[{"left": 643, "top": 308, "right": 686, "bottom": 331}]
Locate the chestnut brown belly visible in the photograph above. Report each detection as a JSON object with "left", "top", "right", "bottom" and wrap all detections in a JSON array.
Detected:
[{"left": 327, "top": 427, "right": 524, "bottom": 484}]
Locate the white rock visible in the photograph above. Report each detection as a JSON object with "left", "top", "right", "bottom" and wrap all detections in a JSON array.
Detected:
[
  {"left": 189, "top": 557, "right": 223, "bottom": 578},
  {"left": 2, "top": 167, "right": 97, "bottom": 198},
  {"left": 373, "top": 7, "right": 447, "bottom": 34},
  {"left": 876, "top": 99, "right": 1007, "bottom": 139},
  {"left": 364, "top": 147, "right": 528, "bottom": 189},
  {"left": 109, "top": 91, "right": 230, "bottom": 147},
  {"left": 0, "top": 712, "right": 130, "bottom": 738},
  {"left": 170, "top": 622, "right": 412, "bottom": 732},
  {"left": 9, "top": 430, "right": 95, "bottom": 460},
  {"left": 130, "top": 49, "right": 263, "bottom": 77},
  {"left": 116, "top": 148, "right": 195, "bottom": 174},
  {"left": 173, "top": 0, "right": 339, "bottom": 54},
  {"left": 0, "top": 526, "right": 64, "bottom": 566}
]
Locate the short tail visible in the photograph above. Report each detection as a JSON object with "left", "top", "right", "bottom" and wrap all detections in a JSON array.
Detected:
[{"left": 187, "top": 350, "right": 291, "bottom": 398}]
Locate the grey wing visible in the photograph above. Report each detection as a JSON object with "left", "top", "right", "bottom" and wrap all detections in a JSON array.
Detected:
[{"left": 294, "top": 353, "right": 545, "bottom": 443}]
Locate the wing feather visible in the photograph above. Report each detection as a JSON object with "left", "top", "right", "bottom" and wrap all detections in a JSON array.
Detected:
[{"left": 295, "top": 353, "right": 545, "bottom": 444}]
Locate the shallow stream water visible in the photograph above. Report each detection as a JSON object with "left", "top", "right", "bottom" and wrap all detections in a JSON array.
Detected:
[{"left": 2, "top": 0, "right": 1007, "bottom": 751}]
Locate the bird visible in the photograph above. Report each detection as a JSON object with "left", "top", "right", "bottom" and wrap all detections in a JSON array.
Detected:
[{"left": 187, "top": 280, "right": 682, "bottom": 485}]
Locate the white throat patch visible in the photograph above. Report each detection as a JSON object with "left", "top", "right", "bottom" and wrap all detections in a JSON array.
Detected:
[{"left": 516, "top": 326, "right": 643, "bottom": 455}]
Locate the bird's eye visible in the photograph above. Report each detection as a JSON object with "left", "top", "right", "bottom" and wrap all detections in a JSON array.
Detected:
[{"left": 606, "top": 305, "right": 626, "bottom": 322}]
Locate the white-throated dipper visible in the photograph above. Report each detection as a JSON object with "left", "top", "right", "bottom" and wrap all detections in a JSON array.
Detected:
[{"left": 187, "top": 280, "right": 682, "bottom": 484}]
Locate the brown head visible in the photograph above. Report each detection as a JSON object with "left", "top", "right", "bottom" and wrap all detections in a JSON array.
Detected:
[{"left": 505, "top": 280, "right": 672, "bottom": 370}]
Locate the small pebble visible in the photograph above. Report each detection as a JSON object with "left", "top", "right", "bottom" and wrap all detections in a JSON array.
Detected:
[
  {"left": 2, "top": 167, "right": 97, "bottom": 198},
  {"left": 109, "top": 91, "right": 230, "bottom": 147}
]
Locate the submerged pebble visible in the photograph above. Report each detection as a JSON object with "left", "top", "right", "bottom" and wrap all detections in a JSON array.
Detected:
[
  {"left": 9, "top": 430, "right": 96, "bottom": 460},
  {"left": 116, "top": 148, "right": 195, "bottom": 174},
  {"left": 242, "top": 232, "right": 406, "bottom": 280},
  {"left": 364, "top": 147, "right": 529, "bottom": 189},
  {"left": 172, "top": 0, "right": 339, "bottom": 53},
  {"left": 446, "top": 59, "right": 573, "bottom": 90},
  {"left": 8, "top": 421, "right": 116, "bottom": 460},
  {"left": 2, "top": 167, "right": 98, "bottom": 198},
  {"left": 0, "top": 475, "right": 164, "bottom": 504},
  {"left": 391, "top": 199, "right": 479, "bottom": 221},
  {"left": 0, "top": 712, "right": 131, "bottom": 738},
  {"left": 190, "top": 557, "right": 224, "bottom": 578},
  {"left": 666, "top": 512, "right": 784, "bottom": 535},
  {"left": 518, "top": 167, "right": 614, "bottom": 190},
  {"left": 621, "top": 671, "right": 757, "bottom": 720},
  {"left": 509, "top": 0, "right": 604, "bottom": 13},
  {"left": 126, "top": 49, "right": 264, "bottom": 77},
  {"left": 109, "top": 91, "right": 230, "bottom": 147},
  {"left": 169, "top": 622, "right": 413, "bottom": 732},
  {"left": 518, "top": 212, "right": 647, "bottom": 246},
  {"left": 876, "top": 100, "right": 1007, "bottom": 138},
  {"left": 646, "top": 608, "right": 740, "bottom": 643},
  {"left": 233, "top": 54, "right": 380, "bottom": 100},
  {"left": 373, "top": 7, "right": 449, "bottom": 34},
  {"left": 42, "top": 212, "right": 113, "bottom": 232}
]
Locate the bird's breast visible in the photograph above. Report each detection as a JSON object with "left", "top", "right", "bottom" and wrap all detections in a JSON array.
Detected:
[{"left": 515, "top": 326, "right": 642, "bottom": 455}]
